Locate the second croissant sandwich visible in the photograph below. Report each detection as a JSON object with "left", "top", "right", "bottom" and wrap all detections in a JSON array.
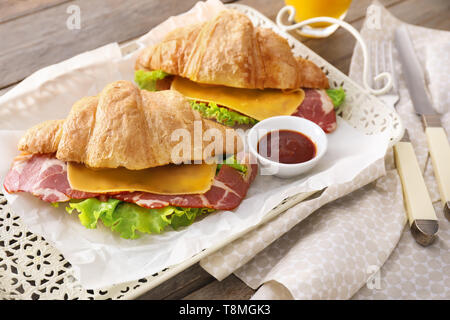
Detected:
[
  {"left": 135, "top": 9, "right": 346, "bottom": 133},
  {"left": 3, "top": 81, "right": 257, "bottom": 239}
]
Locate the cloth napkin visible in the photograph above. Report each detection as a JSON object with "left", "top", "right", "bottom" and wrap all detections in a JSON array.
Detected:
[
  {"left": 200, "top": 1, "right": 450, "bottom": 299},
  {"left": 350, "top": 1, "right": 450, "bottom": 300}
]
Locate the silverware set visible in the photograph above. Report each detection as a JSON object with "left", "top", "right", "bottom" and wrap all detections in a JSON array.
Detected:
[{"left": 368, "top": 26, "right": 450, "bottom": 246}]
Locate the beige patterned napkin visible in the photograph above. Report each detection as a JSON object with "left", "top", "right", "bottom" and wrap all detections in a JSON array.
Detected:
[
  {"left": 201, "top": 158, "right": 395, "bottom": 281},
  {"left": 200, "top": 1, "right": 450, "bottom": 299},
  {"left": 350, "top": 1, "right": 450, "bottom": 300}
]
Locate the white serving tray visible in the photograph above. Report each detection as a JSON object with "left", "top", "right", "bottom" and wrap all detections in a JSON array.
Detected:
[{"left": 0, "top": 4, "right": 403, "bottom": 300}]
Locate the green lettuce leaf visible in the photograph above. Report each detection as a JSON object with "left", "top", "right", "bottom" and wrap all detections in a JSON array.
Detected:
[
  {"left": 134, "top": 69, "right": 170, "bottom": 91},
  {"left": 326, "top": 87, "right": 346, "bottom": 109},
  {"left": 106, "top": 204, "right": 174, "bottom": 239},
  {"left": 66, "top": 198, "right": 214, "bottom": 239},
  {"left": 66, "top": 198, "right": 121, "bottom": 229},
  {"left": 217, "top": 155, "right": 247, "bottom": 174},
  {"left": 171, "top": 207, "right": 214, "bottom": 230},
  {"left": 190, "top": 101, "right": 258, "bottom": 127}
]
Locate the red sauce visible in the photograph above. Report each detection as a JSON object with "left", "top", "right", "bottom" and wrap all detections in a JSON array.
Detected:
[{"left": 257, "top": 130, "right": 316, "bottom": 164}]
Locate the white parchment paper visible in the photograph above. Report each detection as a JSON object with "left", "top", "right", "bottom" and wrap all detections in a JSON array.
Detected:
[{"left": 0, "top": 0, "right": 391, "bottom": 289}]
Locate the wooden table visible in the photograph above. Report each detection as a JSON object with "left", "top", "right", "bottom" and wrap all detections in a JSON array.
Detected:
[{"left": 1, "top": 0, "right": 449, "bottom": 300}]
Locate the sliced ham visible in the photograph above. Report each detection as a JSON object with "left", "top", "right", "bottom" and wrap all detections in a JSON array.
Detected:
[
  {"left": 3, "top": 154, "right": 98, "bottom": 203},
  {"left": 3, "top": 153, "right": 257, "bottom": 211},
  {"left": 292, "top": 88, "right": 337, "bottom": 133}
]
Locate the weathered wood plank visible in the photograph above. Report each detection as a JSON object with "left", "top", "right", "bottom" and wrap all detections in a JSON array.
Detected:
[
  {"left": 0, "top": 0, "right": 419, "bottom": 89},
  {"left": 0, "top": 0, "right": 397, "bottom": 90},
  {"left": 239, "top": 0, "right": 284, "bottom": 21},
  {"left": 0, "top": 0, "right": 203, "bottom": 88},
  {"left": 0, "top": 0, "right": 70, "bottom": 23},
  {"left": 136, "top": 263, "right": 215, "bottom": 300},
  {"left": 0, "top": 0, "right": 281, "bottom": 89}
]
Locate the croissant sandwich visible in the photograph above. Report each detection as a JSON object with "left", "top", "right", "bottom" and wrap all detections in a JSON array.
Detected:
[
  {"left": 3, "top": 81, "right": 257, "bottom": 239},
  {"left": 135, "top": 9, "right": 346, "bottom": 133}
]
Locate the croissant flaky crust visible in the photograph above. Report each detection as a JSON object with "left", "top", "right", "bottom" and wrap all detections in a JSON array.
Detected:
[
  {"left": 136, "top": 9, "right": 329, "bottom": 90},
  {"left": 18, "top": 81, "right": 242, "bottom": 170}
]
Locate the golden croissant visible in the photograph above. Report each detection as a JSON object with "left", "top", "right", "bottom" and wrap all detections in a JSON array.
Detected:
[
  {"left": 18, "top": 80, "right": 242, "bottom": 170},
  {"left": 135, "top": 9, "right": 329, "bottom": 90}
]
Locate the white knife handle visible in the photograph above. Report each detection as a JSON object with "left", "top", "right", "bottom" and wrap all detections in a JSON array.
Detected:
[
  {"left": 394, "top": 141, "right": 438, "bottom": 246},
  {"left": 425, "top": 127, "right": 450, "bottom": 216},
  {"left": 394, "top": 141, "right": 437, "bottom": 221}
]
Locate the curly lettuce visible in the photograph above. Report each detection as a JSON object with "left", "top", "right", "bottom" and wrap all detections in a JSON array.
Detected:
[
  {"left": 66, "top": 198, "right": 214, "bottom": 239},
  {"left": 217, "top": 155, "right": 247, "bottom": 174},
  {"left": 190, "top": 101, "right": 258, "bottom": 127},
  {"left": 134, "top": 70, "right": 170, "bottom": 92},
  {"left": 326, "top": 87, "right": 346, "bottom": 109}
]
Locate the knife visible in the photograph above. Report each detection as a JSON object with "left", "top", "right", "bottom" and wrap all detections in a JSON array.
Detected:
[
  {"left": 394, "top": 131, "right": 438, "bottom": 246},
  {"left": 395, "top": 25, "right": 450, "bottom": 222}
]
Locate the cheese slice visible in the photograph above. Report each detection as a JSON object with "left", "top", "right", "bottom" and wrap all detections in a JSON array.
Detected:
[
  {"left": 171, "top": 77, "right": 305, "bottom": 121},
  {"left": 67, "top": 162, "right": 217, "bottom": 195}
]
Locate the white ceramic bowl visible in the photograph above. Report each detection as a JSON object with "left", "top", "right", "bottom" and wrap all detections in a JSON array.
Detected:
[{"left": 247, "top": 116, "right": 328, "bottom": 178}]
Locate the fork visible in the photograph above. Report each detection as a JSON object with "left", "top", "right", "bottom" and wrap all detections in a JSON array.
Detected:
[
  {"left": 369, "top": 40, "right": 399, "bottom": 108},
  {"left": 369, "top": 39, "right": 438, "bottom": 246}
]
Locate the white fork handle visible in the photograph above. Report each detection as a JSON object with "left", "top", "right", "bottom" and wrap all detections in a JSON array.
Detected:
[
  {"left": 276, "top": 5, "right": 393, "bottom": 96},
  {"left": 393, "top": 140, "right": 438, "bottom": 246}
]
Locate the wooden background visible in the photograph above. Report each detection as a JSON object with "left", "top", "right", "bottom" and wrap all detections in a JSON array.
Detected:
[{"left": 0, "top": 0, "right": 449, "bottom": 299}]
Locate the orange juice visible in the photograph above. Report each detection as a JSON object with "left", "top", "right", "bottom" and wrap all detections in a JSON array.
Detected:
[{"left": 285, "top": 0, "right": 352, "bottom": 27}]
